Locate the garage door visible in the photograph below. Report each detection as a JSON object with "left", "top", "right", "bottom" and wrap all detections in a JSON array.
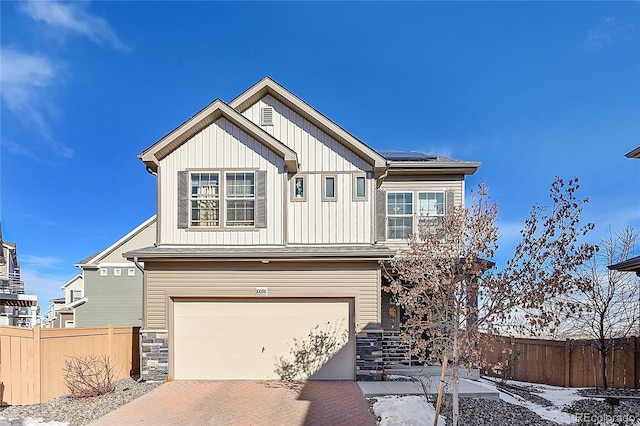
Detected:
[{"left": 173, "top": 299, "right": 354, "bottom": 380}]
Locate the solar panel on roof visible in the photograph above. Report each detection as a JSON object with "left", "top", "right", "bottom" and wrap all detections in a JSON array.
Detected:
[{"left": 378, "top": 150, "right": 438, "bottom": 161}]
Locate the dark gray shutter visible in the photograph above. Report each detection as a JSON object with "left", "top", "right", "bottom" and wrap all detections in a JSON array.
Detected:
[
  {"left": 177, "top": 171, "right": 189, "bottom": 229},
  {"left": 445, "top": 189, "right": 455, "bottom": 214},
  {"left": 376, "top": 189, "right": 386, "bottom": 242},
  {"left": 255, "top": 171, "right": 267, "bottom": 228}
]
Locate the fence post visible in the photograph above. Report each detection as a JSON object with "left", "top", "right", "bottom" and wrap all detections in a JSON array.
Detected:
[
  {"left": 107, "top": 324, "right": 114, "bottom": 364},
  {"left": 564, "top": 339, "right": 571, "bottom": 388},
  {"left": 33, "top": 325, "right": 41, "bottom": 404}
]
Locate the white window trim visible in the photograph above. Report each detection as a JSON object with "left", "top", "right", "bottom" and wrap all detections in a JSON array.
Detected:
[
  {"left": 190, "top": 171, "right": 221, "bottom": 228},
  {"left": 322, "top": 174, "right": 338, "bottom": 202},
  {"left": 224, "top": 171, "right": 256, "bottom": 228},
  {"left": 128, "top": 268, "right": 136, "bottom": 276},
  {"left": 417, "top": 191, "right": 446, "bottom": 235},
  {"left": 100, "top": 268, "right": 108, "bottom": 276},
  {"left": 352, "top": 173, "right": 368, "bottom": 201},
  {"left": 291, "top": 174, "right": 307, "bottom": 202},
  {"left": 114, "top": 268, "right": 122, "bottom": 276},
  {"left": 386, "top": 192, "right": 414, "bottom": 240}
]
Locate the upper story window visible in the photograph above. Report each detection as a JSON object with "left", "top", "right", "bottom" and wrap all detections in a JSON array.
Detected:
[
  {"left": 417, "top": 192, "right": 445, "bottom": 232},
  {"left": 382, "top": 190, "right": 451, "bottom": 240},
  {"left": 353, "top": 174, "right": 367, "bottom": 200},
  {"left": 387, "top": 192, "right": 413, "bottom": 239},
  {"left": 322, "top": 175, "right": 337, "bottom": 201},
  {"left": 178, "top": 170, "right": 267, "bottom": 230},
  {"left": 291, "top": 175, "right": 307, "bottom": 201},
  {"left": 71, "top": 290, "right": 82, "bottom": 302},
  {"left": 191, "top": 172, "right": 220, "bottom": 227},
  {"left": 225, "top": 172, "right": 255, "bottom": 227}
]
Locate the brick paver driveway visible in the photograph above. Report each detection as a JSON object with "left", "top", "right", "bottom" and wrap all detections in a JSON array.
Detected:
[{"left": 90, "top": 381, "right": 376, "bottom": 426}]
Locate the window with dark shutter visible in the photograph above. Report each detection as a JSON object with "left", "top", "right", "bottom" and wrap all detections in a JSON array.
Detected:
[
  {"left": 376, "top": 189, "right": 386, "bottom": 242},
  {"left": 255, "top": 170, "right": 267, "bottom": 228},
  {"left": 177, "top": 171, "right": 189, "bottom": 229}
]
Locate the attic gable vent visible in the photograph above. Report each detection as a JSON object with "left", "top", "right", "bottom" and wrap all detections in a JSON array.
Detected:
[{"left": 260, "top": 107, "right": 274, "bottom": 126}]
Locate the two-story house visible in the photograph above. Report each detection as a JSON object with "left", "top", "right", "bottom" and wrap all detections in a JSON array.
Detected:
[
  {"left": 47, "top": 216, "right": 156, "bottom": 328},
  {"left": 125, "top": 77, "right": 480, "bottom": 382}
]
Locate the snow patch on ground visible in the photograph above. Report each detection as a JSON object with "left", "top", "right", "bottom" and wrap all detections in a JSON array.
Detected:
[{"left": 373, "top": 395, "right": 446, "bottom": 426}]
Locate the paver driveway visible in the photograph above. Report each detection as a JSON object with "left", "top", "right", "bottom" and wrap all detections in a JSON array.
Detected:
[{"left": 90, "top": 381, "right": 376, "bottom": 426}]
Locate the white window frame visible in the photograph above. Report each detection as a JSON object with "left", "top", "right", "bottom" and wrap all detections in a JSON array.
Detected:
[
  {"left": 417, "top": 191, "right": 446, "bottom": 234},
  {"left": 114, "top": 268, "right": 121, "bottom": 276},
  {"left": 322, "top": 174, "right": 338, "bottom": 202},
  {"left": 291, "top": 174, "right": 307, "bottom": 202},
  {"left": 72, "top": 290, "right": 82, "bottom": 302},
  {"left": 100, "top": 268, "right": 108, "bottom": 276},
  {"left": 190, "top": 172, "right": 220, "bottom": 227},
  {"left": 128, "top": 268, "right": 136, "bottom": 276},
  {"left": 386, "top": 192, "right": 413, "bottom": 240},
  {"left": 353, "top": 173, "right": 367, "bottom": 201},
  {"left": 224, "top": 171, "right": 256, "bottom": 227}
]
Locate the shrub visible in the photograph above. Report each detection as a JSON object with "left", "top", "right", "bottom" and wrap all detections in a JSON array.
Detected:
[{"left": 63, "top": 354, "right": 116, "bottom": 398}]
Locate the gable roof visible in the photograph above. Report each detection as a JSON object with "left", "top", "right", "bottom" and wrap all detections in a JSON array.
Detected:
[
  {"left": 139, "top": 99, "right": 298, "bottom": 173},
  {"left": 75, "top": 215, "right": 157, "bottom": 267},
  {"left": 60, "top": 274, "right": 83, "bottom": 290},
  {"left": 229, "top": 77, "right": 387, "bottom": 176}
]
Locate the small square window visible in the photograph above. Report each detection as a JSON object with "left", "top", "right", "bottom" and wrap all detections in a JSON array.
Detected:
[
  {"left": 128, "top": 268, "right": 136, "bottom": 276},
  {"left": 322, "top": 175, "right": 337, "bottom": 201},
  {"left": 100, "top": 268, "right": 108, "bottom": 276},
  {"left": 291, "top": 175, "right": 307, "bottom": 202},
  {"left": 353, "top": 174, "right": 367, "bottom": 200},
  {"left": 114, "top": 268, "right": 121, "bottom": 276}
]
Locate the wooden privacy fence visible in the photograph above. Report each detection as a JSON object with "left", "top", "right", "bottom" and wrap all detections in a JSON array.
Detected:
[
  {"left": 0, "top": 325, "right": 140, "bottom": 405},
  {"left": 480, "top": 334, "right": 640, "bottom": 389}
]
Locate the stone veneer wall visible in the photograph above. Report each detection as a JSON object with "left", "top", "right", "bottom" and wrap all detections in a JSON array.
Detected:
[
  {"left": 140, "top": 329, "right": 169, "bottom": 382},
  {"left": 356, "top": 329, "right": 384, "bottom": 381}
]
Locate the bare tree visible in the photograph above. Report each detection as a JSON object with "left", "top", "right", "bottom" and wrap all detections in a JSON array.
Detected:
[
  {"left": 565, "top": 227, "right": 639, "bottom": 389},
  {"left": 385, "top": 177, "right": 597, "bottom": 426}
]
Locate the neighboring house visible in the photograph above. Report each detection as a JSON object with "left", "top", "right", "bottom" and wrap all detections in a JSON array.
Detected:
[
  {"left": 68, "top": 216, "right": 156, "bottom": 327},
  {"left": 125, "top": 77, "right": 480, "bottom": 382},
  {"left": 0, "top": 223, "right": 37, "bottom": 327},
  {"left": 44, "top": 274, "right": 85, "bottom": 328}
]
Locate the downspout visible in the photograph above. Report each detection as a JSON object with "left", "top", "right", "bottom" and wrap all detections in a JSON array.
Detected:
[{"left": 133, "top": 256, "right": 144, "bottom": 272}]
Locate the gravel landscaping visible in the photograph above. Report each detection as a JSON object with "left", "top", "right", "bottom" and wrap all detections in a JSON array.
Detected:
[{"left": 0, "top": 378, "right": 161, "bottom": 426}]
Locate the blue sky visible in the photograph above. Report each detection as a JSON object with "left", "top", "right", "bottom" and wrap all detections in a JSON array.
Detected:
[{"left": 1, "top": 1, "right": 639, "bottom": 312}]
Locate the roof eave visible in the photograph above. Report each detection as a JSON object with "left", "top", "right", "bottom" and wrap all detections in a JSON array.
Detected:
[
  {"left": 387, "top": 161, "right": 481, "bottom": 176},
  {"left": 139, "top": 99, "right": 298, "bottom": 173},
  {"left": 625, "top": 146, "right": 640, "bottom": 159}
]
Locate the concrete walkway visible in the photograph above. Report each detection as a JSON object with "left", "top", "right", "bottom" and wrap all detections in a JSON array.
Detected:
[{"left": 90, "top": 381, "right": 376, "bottom": 426}]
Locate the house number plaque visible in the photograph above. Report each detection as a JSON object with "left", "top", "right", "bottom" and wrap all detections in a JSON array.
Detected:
[{"left": 255, "top": 287, "right": 268, "bottom": 296}]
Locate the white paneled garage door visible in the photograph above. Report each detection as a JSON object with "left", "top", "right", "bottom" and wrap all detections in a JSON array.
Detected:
[{"left": 173, "top": 299, "right": 354, "bottom": 380}]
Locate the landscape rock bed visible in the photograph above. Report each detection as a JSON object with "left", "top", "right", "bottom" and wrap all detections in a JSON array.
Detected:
[{"left": 0, "top": 378, "right": 160, "bottom": 426}]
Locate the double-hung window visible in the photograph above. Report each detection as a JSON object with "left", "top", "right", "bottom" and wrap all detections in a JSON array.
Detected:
[
  {"left": 387, "top": 192, "right": 413, "bottom": 239},
  {"left": 417, "top": 192, "right": 445, "bottom": 233},
  {"left": 191, "top": 173, "right": 220, "bottom": 227},
  {"left": 225, "top": 172, "right": 255, "bottom": 227}
]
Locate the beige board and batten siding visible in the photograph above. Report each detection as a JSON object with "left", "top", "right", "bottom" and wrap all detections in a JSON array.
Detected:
[
  {"left": 144, "top": 261, "right": 380, "bottom": 332},
  {"left": 242, "top": 95, "right": 375, "bottom": 245},
  {"left": 158, "top": 117, "right": 285, "bottom": 245}
]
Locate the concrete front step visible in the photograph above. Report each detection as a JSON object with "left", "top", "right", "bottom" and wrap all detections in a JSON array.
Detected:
[
  {"left": 358, "top": 377, "right": 499, "bottom": 400},
  {"left": 385, "top": 365, "right": 480, "bottom": 380}
]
